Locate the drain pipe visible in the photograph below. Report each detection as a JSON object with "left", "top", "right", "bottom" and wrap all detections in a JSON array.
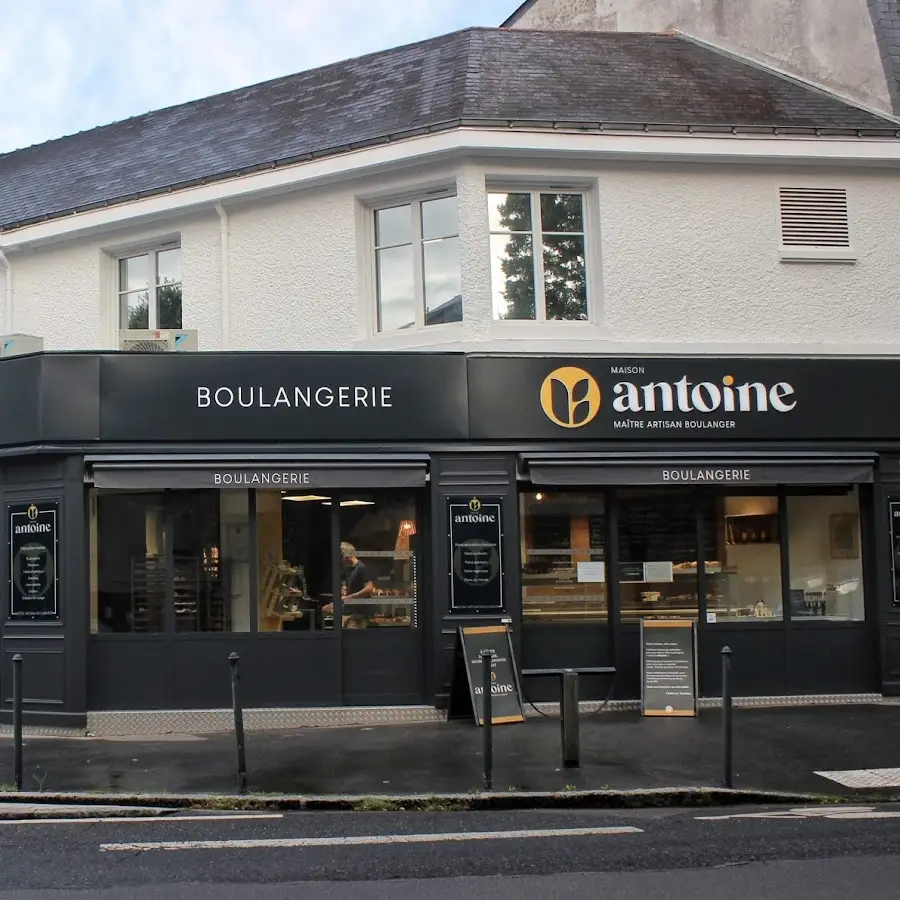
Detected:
[
  {"left": 215, "top": 203, "right": 230, "bottom": 349},
  {"left": 0, "top": 248, "right": 11, "bottom": 334}
]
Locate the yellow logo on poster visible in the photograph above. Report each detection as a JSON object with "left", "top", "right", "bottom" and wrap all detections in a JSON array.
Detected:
[
  {"left": 469, "top": 498, "right": 482, "bottom": 512},
  {"left": 26, "top": 505, "right": 38, "bottom": 521},
  {"left": 540, "top": 366, "right": 602, "bottom": 428}
]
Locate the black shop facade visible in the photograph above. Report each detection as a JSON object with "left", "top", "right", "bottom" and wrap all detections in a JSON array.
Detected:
[{"left": 3, "top": 350, "right": 900, "bottom": 727}]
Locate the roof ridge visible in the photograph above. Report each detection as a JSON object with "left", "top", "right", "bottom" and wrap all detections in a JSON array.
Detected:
[{"left": 675, "top": 30, "right": 900, "bottom": 126}]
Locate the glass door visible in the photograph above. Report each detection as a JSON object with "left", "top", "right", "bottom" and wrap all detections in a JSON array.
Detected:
[
  {"left": 519, "top": 491, "right": 611, "bottom": 697},
  {"left": 338, "top": 490, "right": 423, "bottom": 705}
]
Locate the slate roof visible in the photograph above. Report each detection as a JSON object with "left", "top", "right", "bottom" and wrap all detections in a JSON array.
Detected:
[
  {"left": 1, "top": 28, "right": 897, "bottom": 233},
  {"left": 869, "top": 0, "right": 900, "bottom": 114}
]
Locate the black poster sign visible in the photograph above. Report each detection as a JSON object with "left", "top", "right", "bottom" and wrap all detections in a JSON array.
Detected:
[
  {"left": 890, "top": 502, "right": 900, "bottom": 608},
  {"left": 640, "top": 619, "right": 697, "bottom": 716},
  {"left": 467, "top": 356, "right": 900, "bottom": 442},
  {"left": 9, "top": 502, "right": 59, "bottom": 619},
  {"left": 448, "top": 626, "right": 525, "bottom": 725},
  {"left": 98, "top": 353, "right": 468, "bottom": 442},
  {"left": 449, "top": 496, "right": 503, "bottom": 611}
]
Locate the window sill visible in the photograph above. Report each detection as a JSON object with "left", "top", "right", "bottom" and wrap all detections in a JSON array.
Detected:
[
  {"left": 355, "top": 322, "right": 466, "bottom": 350},
  {"left": 490, "top": 320, "right": 603, "bottom": 341},
  {"left": 779, "top": 247, "right": 857, "bottom": 263}
]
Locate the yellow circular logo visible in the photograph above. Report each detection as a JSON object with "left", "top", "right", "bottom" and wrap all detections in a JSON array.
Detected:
[
  {"left": 469, "top": 498, "right": 482, "bottom": 512},
  {"left": 27, "top": 505, "right": 39, "bottom": 521},
  {"left": 540, "top": 366, "right": 602, "bottom": 429}
]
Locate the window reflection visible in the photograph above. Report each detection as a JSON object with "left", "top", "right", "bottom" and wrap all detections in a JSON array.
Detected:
[{"left": 520, "top": 492, "right": 607, "bottom": 624}]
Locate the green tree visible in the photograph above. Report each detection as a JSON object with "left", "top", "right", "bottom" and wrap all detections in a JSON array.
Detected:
[
  {"left": 126, "top": 283, "right": 182, "bottom": 330},
  {"left": 495, "top": 193, "right": 586, "bottom": 321}
]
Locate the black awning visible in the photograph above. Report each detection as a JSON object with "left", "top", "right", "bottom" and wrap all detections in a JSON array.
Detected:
[
  {"left": 522, "top": 452, "right": 874, "bottom": 487},
  {"left": 87, "top": 454, "right": 428, "bottom": 491}
]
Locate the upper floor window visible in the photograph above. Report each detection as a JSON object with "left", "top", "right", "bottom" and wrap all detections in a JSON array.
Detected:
[
  {"left": 374, "top": 195, "right": 461, "bottom": 332},
  {"left": 489, "top": 191, "right": 587, "bottom": 322},
  {"left": 118, "top": 246, "right": 183, "bottom": 330}
]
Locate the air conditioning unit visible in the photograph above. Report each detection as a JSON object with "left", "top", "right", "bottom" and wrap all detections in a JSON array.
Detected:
[
  {"left": 0, "top": 333, "right": 44, "bottom": 357},
  {"left": 118, "top": 329, "right": 198, "bottom": 352}
]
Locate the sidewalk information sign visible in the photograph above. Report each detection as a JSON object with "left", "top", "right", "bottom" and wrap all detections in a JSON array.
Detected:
[
  {"left": 640, "top": 619, "right": 698, "bottom": 717},
  {"left": 448, "top": 625, "right": 525, "bottom": 726}
]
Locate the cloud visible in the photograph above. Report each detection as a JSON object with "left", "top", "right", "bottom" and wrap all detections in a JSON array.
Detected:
[{"left": 0, "top": 0, "right": 514, "bottom": 153}]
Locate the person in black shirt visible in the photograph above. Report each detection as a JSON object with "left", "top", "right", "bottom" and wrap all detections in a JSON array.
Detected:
[
  {"left": 341, "top": 542, "right": 374, "bottom": 600},
  {"left": 338, "top": 542, "right": 374, "bottom": 628}
]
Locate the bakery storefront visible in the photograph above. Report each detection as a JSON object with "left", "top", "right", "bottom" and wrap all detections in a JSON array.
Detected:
[{"left": 1, "top": 351, "right": 899, "bottom": 726}]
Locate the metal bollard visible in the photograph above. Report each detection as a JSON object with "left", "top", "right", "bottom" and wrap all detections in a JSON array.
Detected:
[
  {"left": 561, "top": 670, "right": 580, "bottom": 768},
  {"left": 12, "top": 654, "right": 22, "bottom": 792},
  {"left": 722, "top": 646, "right": 733, "bottom": 789},
  {"left": 229, "top": 653, "right": 248, "bottom": 794},
  {"left": 481, "top": 650, "right": 493, "bottom": 791}
]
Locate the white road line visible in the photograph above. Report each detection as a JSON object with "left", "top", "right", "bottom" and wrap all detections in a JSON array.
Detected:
[
  {"left": 0, "top": 813, "right": 283, "bottom": 826},
  {"left": 696, "top": 806, "right": 885, "bottom": 821},
  {"left": 100, "top": 825, "right": 643, "bottom": 853}
]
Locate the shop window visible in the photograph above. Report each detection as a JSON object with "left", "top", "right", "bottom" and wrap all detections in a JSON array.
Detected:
[
  {"left": 488, "top": 191, "right": 587, "bottom": 321},
  {"left": 786, "top": 489, "right": 865, "bottom": 622},
  {"left": 618, "top": 489, "right": 698, "bottom": 622},
  {"left": 118, "top": 245, "right": 182, "bottom": 330},
  {"left": 339, "top": 492, "right": 417, "bottom": 629},
  {"left": 257, "top": 490, "right": 333, "bottom": 632},
  {"left": 703, "top": 495, "right": 784, "bottom": 623},
  {"left": 170, "top": 491, "right": 251, "bottom": 633},
  {"left": 91, "top": 492, "right": 166, "bottom": 633},
  {"left": 520, "top": 491, "right": 607, "bottom": 624},
  {"left": 90, "top": 490, "right": 250, "bottom": 633},
  {"left": 374, "top": 195, "right": 461, "bottom": 332}
]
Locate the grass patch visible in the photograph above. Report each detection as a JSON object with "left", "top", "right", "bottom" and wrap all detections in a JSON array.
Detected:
[{"left": 353, "top": 797, "right": 405, "bottom": 812}]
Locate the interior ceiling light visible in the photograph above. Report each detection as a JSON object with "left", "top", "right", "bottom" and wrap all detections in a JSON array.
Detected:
[
  {"left": 283, "top": 494, "right": 331, "bottom": 502},
  {"left": 340, "top": 500, "right": 376, "bottom": 507}
]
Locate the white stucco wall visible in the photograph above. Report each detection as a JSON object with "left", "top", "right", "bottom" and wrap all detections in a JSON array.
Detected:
[
  {"left": 10, "top": 212, "right": 220, "bottom": 351},
  {"left": 6, "top": 153, "right": 900, "bottom": 356},
  {"left": 509, "top": 0, "right": 894, "bottom": 114}
]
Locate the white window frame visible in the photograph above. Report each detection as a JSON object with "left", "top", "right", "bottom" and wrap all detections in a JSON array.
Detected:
[
  {"left": 372, "top": 192, "right": 460, "bottom": 333},
  {"left": 488, "top": 188, "right": 590, "bottom": 323},
  {"left": 116, "top": 243, "right": 182, "bottom": 330}
]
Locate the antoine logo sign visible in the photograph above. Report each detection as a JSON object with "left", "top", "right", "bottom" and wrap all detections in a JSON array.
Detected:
[
  {"left": 539, "top": 363, "right": 798, "bottom": 431},
  {"left": 539, "top": 367, "right": 602, "bottom": 429}
]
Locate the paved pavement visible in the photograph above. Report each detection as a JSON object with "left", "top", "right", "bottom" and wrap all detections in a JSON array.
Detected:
[
  {"left": 0, "top": 804, "right": 899, "bottom": 897},
  {"left": 0, "top": 705, "right": 896, "bottom": 797}
]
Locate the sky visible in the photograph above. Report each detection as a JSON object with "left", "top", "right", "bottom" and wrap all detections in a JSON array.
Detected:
[{"left": 0, "top": 0, "right": 517, "bottom": 154}]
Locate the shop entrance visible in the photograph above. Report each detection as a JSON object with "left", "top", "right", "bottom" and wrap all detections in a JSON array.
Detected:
[
  {"left": 518, "top": 490, "right": 613, "bottom": 701},
  {"left": 336, "top": 490, "right": 424, "bottom": 705}
]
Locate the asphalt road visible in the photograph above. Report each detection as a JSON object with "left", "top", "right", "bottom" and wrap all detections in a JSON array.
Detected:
[{"left": 0, "top": 803, "right": 898, "bottom": 898}]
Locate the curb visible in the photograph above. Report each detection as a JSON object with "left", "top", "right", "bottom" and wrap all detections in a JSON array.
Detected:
[{"left": 0, "top": 786, "right": 879, "bottom": 813}]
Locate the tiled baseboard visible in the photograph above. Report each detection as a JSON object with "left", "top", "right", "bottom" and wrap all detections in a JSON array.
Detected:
[{"left": 0, "top": 693, "right": 885, "bottom": 737}]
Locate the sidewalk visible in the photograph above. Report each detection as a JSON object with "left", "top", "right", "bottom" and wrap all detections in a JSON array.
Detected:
[{"left": 0, "top": 704, "right": 895, "bottom": 800}]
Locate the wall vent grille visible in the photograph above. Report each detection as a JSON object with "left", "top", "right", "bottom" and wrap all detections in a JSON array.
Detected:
[{"left": 779, "top": 187, "right": 850, "bottom": 248}]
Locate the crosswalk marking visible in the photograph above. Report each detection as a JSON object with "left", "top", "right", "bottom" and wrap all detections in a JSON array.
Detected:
[
  {"left": 815, "top": 768, "right": 900, "bottom": 788},
  {"left": 100, "top": 825, "right": 643, "bottom": 852}
]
